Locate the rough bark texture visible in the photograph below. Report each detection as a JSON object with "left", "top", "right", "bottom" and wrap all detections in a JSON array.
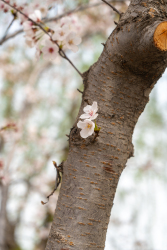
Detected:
[
  {"left": 0, "top": 185, "right": 8, "bottom": 250},
  {"left": 46, "top": 1, "right": 167, "bottom": 249}
]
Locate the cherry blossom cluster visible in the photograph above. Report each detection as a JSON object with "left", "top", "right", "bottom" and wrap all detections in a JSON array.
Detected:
[
  {"left": 0, "top": 0, "right": 82, "bottom": 61},
  {"left": 23, "top": 11, "right": 81, "bottom": 60},
  {"left": 77, "top": 102, "right": 99, "bottom": 138}
]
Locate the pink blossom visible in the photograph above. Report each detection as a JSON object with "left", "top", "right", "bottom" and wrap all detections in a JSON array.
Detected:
[
  {"left": 52, "top": 26, "right": 69, "bottom": 42},
  {"left": 80, "top": 101, "right": 98, "bottom": 120},
  {"left": 23, "top": 21, "right": 34, "bottom": 37},
  {"left": 42, "top": 40, "right": 59, "bottom": 61},
  {"left": 29, "top": 10, "right": 42, "bottom": 22},
  {"left": 60, "top": 17, "right": 72, "bottom": 29},
  {"left": 65, "top": 32, "right": 82, "bottom": 52},
  {"left": 77, "top": 119, "right": 95, "bottom": 138}
]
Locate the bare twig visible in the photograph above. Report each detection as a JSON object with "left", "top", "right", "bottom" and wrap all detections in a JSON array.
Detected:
[
  {"left": 101, "top": 0, "right": 122, "bottom": 16},
  {"left": 58, "top": 49, "right": 83, "bottom": 77},
  {"left": 41, "top": 161, "right": 63, "bottom": 205},
  {"left": 0, "top": 28, "right": 23, "bottom": 45},
  {"left": 1, "top": 16, "right": 15, "bottom": 43},
  {"left": 77, "top": 88, "right": 83, "bottom": 94},
  {"left": 41, "top": 187, "right": 57, "bottom": 205},
  {"left": 0, "top": 0, "right": 83, "bottom": 78}
]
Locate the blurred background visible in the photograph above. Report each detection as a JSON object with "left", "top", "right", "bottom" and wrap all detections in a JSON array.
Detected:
[{"left": 0, "top": 1, "right": 167, "bottom": 250}]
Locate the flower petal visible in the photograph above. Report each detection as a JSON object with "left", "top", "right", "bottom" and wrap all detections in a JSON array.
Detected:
[
  {"left": 80, "top": 129, "right": 89, "bottom": 138},
  {"left": 92, "top": 101, "right": 98, "bottom": 113},
  {"left": 80, "top": 114, "right": 90, "bottom": 119},
  {"left": 89, "top": 113, "right": 98, "bottom": 120},
  {"left": 74, "top": 36, "right": 82, "bottom": 45},
  {"left": 87, "top": 123, "right": 95, "bottom": 136},
  {"left": 83, "top": 105, "right": 91, "bottom": 113},
  {"left": 70, "top": 44, "right": 78, "bottom": 52},
  {"left": 77, "top": 120, "right": 87, "bottom": 129}
]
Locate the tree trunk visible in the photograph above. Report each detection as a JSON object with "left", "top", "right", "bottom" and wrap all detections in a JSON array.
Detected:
[
  {"left": 0, "top": 185, "right": 8, "bottom": 250},
  {"left": 46, "top": 1, "right": 167, "bottom": 249}
]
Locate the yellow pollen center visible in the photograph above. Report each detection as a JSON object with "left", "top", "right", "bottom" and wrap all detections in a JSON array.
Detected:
[
  {"left": 86, "top": 124, "right": 92, "bottom": 130},
  {"left": 60, "top": 31, "right": 64, "bottom": 36},
  {"left": 69, "top": 40, "right": 73, "bottom": 45}
]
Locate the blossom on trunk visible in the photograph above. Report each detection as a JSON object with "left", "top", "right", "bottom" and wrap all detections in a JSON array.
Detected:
[
  {"left": 80, "top": 101, "right": 98, "bottom": 120},
  {"left": 65, "top": 32, "right": 82, "bottom": 52},
  {"left": 77, "top": 119, "right": 95, "bottom": 138}
]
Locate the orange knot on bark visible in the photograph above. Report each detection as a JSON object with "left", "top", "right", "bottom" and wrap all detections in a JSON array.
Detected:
[{"left": 154, "top": 21, "right": 167, "bottom": 51}]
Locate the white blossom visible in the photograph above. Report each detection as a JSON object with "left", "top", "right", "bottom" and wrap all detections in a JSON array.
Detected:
[
  {"left": 77, "top": 119, "right": 95, "bottom": 138},
  {"left": 60, "top": 17, "right": 72, "bottom": 29},
  {"left": 42, "top": 40, "right": 59, "bottom": 61},
  {"left": 29, "top": 10, "right": 42, "bottom": 22},
  {"left": 23, "top": 21, "right": 34, "bottom": 36},
  {"left": 80, "top": 101, "right": 98, "bottom": 120},
  {"left": 65, "top": 32, "right": 82, "bottom": 52},
  {"left": 52, "top": 25, "right": 69, "bottom": 42}
]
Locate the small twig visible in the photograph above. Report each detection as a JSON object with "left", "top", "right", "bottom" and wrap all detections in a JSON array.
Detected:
[
  {"left": 41, "top": 161, "right": 63, "bottom": 205},
  {"left": 77, "top": 88, "right": 83, "bottom": 94},
  {"left": 101, "top": 43, "right": 105, "bottom": 47},
  {"left": 0, "top": 0, "right": 83, "bottom": 78},
  {"left": 114, "top": 21, "right": 118, "bottom": 25},
  {"left": 1, "top": 15, "right": 16, "bottom": 42},
  {"left": 66, "top": 134, "right": 69, "bottom": 137},
  {"left": 58, "top": 49, "right": 83, "bottom": 78},
  {"left": 41, "top": 188, "right": 57, "bottom": 205},
  {"left": 0, "top": 28, "right": 23, "bottom": 45},
  {"left": 101, "top": 0, "right": 122, "bottom": 16}
]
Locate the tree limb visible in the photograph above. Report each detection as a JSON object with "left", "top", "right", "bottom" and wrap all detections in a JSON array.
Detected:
[{"left": 101, "top": 0, "right": 122, "bottom": 16}]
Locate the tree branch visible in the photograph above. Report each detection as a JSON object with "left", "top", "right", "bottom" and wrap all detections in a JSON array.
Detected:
[
  {"left": 101, "top": 0, "right": 122, "bottom": 16},
  {"left": 1, "top": 15, "right": 15, "bottom": 43},
  {"left": 0, "top": 28, "right": 23, "bottom": 45}
]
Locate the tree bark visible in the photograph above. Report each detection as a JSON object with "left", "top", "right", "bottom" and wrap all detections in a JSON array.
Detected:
[
  {"left": 0, "top": 184, "right": 8, "bottom": 250},
  {"left": 46, "top": 1, "right": 167, "bottom": 249}
]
